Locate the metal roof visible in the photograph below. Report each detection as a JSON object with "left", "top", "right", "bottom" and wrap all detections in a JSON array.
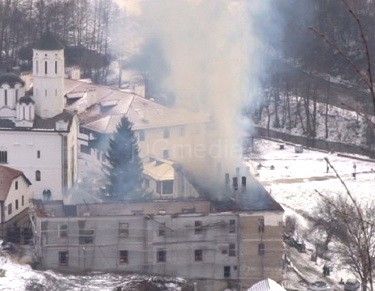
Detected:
[{"left": 0, "top": 73, "right": 25, "bottom": 87}]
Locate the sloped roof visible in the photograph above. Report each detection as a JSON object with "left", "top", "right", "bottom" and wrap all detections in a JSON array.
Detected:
[
  {"left": 64, "top": 79, "right": 210, "bottom": 133},
  {"left": 0, "top": 73, "right": 25, "bottom": 87},
  {"left": 248, "top": 279, "right": 285, "bottom": 291},
  {"left": 35, "top": 32, "right": 64, "bottom": 50},
  {"left": 206, "top": 176, "right": 284, "bottom": 212},
  {"left": 0, "top": 166, "right": 31, "bottom": 201},
  {"left": 144, "top": 160, "right": 175, "bottom": 181},
  {"left": 0, "top": 110, "right": 75, "bottom": 132},
  {"left": 19, "top": 96, "right": 35, "bottom": 105}
]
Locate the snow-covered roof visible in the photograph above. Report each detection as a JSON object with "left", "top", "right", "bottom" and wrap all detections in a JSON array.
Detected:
[
  {"left": 248, "top": 279, "right": 285, "bottom": 291},
  {"left": 144, "top": 160, "right": 175, "bottom": 181},
  {"left": 64, "top": 79, "right": 210, "bottom": 133}
]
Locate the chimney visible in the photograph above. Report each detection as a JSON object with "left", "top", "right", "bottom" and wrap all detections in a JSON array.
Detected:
[
  {"left": 232, "top": 177, "right": 238, "bottom": 191},
  {"left": 241, "top": 176, "right": 246, "bottom": 192},
  {"left": 225, "top": 173, "right": 230, "bottom": 186}
]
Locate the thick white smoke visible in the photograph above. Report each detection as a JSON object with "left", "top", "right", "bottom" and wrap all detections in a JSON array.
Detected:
[{"left": 115, "top": 0, "right": 271, "bottom": 182}]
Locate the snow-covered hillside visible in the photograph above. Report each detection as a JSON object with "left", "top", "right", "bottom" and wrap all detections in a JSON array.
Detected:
[{"left": 254, "top": 96, "right": 370, "bottom": 147}]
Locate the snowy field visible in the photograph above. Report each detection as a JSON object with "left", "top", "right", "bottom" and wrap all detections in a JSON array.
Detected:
[
  {"left": 246, "top": 138, "right": 375, "bottom": 214},
  {"left": 246, "top": 138, "right": 375, "bottom": 289}
]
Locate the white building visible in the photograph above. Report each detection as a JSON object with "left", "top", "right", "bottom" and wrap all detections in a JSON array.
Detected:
[
  {"left": 0, "top": 33, "right": 78, "bottom": 201},
  {"left": 0, "top": 165, "right": 32, "bottom": 224}
]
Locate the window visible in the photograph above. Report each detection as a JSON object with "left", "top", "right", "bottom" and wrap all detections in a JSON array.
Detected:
[
  {"left": 37, "top": 150, "right": 41, "bottom": 159},
  {"left": 15, "top": 89, "right": 18, "bottom": 102},
  {"left": 229, "top": 243, "right": 236, "bottom": 257},
  {"left": 15, "top": 199, "right": 19, "bottom": 210},
  {"left": 55, "top": 61, "right": 58, "bottom": 74},
  {"left": 36, "top": 61, "right": 39, "bottom": 74},
  {"left": 163, "top": 150, "right": 169, "bottom": 159},
  {"left": 131, "top": 210, "right": 144, "bottom": 215},
  {"left": 158, "top": 223, "right": 166, "bottom": 237},
  {"left": 79, "top": 229, "right": 94, "bottom": 244},
  {"left": 59, "top": 251, "right": 69, "bottom": 266},
  {"left": 229, "top": 219, "right": 236, "bottom": 233},
  {"left": 119, "top": 250, "right": 128, "bottom": 264},
  {"left": 162, "top": 180, "right": 173, "bottom": 194},
  {"left": 45, "top": 61, "right": 48, "bottom": 75},
  {"left": 194, "top": 221, "right": 203, "bottom": 234},
  {"left": 156, "top": 181, "right": 162, "bottom": 194},
  {"left": 22, "top": 195, "right": 24, "bottom": 206},
  {"left": 195, "top": 249, "right": 203, "bottom": 262},
  {"left": 80, "top": 144, "right": 91, "bottom": 154},
  {"left": 35, "top": 170, "right": 41, "bottom": 181},
  {"left": 15, "top": 181, "right": 18, "bottom": 190},
  {"left": 157, "top": 250, "right": 166, "bottom": 262},
  {"left": 8, "top": 203, "right": 12, "bottom": 215},
  {"left": 43, "top": 189, "right": 51, "bottom": 200},
  {"left": 59, "top": 224, "right": 68, "bottom": 238},
  {"left": 0, "top": 151, "right": 7, "bottom": 164},
  {"left": 118, "top": 223, "right": 129, "bottom": 238},
  {"left": 179, "top": 126, "right": 185, "bottom": 137},
  {"left": 163, "top": 128, "right": 170, "bottom": 139},
  {"left": 258, "top": 243, "right": 265, "bottom": 256},
  {"left": 4, "top": 90, "right": 7, "bottom": 105},
  {"left": 144, "top": 179, "right": 150, "bottom": 188},
  {"left": 139, "top": 130, "right": 145, "bottom": 141},
  {"left": 258, "top": 217, "right": 265, "bottom": 233},
  {"left": 224, "top": 266, "right": 231, "bottom": 278}
]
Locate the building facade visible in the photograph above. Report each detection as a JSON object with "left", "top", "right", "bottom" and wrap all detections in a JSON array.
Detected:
[
  {"left": 31, "top": 191, "right": 284, "bottom": 290},
  {"left": 0, "top": 165, "right": 32, "bottom": 223},
  {"left": 0, "top": 33, "right": 78, "bottom": 201}
]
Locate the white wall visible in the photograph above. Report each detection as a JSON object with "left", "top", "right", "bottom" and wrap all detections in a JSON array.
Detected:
[
  {"left": 3, "top": 175, "right": 32, "bottom": 222},
  {"left": 33, "top": 49, "right": 65, "bottom": 118},
  {"left": 0, "top": 131, "right": 63, "bottom": 200},
  {"left": 66, "top": 117, "right": 79, "bottom": 188}
]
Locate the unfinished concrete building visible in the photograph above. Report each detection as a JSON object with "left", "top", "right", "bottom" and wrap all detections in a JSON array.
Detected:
[{"left": 30, "top": 177, "right": 284, "bottom": 291}]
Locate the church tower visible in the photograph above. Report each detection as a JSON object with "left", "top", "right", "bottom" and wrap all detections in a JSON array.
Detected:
[{"left": 33, "top": 32, "right": 65, "bottom": 118}]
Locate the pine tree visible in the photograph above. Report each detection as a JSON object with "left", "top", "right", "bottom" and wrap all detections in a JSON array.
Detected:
[{"left": 105, "top": 117, "right": 143, "bottom": 200}]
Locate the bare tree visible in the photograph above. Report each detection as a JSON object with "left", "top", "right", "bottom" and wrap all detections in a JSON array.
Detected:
[
  {"left": 309, "top": 0, "right": 375, "bottom": 117},
  {"left": 311, "top": 158, "right": 375, "bottom": 291}
]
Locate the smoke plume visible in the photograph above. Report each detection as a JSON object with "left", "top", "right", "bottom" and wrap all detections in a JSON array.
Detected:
[{"left": 114, "top": 0, "right": 273, "bottom": 185}]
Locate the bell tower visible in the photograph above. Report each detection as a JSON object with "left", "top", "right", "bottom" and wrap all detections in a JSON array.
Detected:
[{"left": 33, "top": 32, "right": 65, "bottom": 118}]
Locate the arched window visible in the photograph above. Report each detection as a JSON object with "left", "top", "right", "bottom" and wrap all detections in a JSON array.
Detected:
[
  {"left": 36, "top": 170, "right": 41, "bottom": 181},
  {"left": 36, "top": 61, "right": 39, "bottom": 74},
  {"left": 55, "top": 61, "right": 58, "bottom": 74},
  {"left": 15, "top": 89, "right": 18, "bottom": 102},
  {"left": 4, "top": 90, "right": 7, "bottom": 106},
  {"left": 23, "top": 106, "right": 26, "bottom": 119},
  {"left": 45, "top": 61, "right": 48, "bottom": 75}
]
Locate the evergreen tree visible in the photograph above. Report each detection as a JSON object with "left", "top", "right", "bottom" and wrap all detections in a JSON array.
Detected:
[{"left": 105, "top": 117, "right": 143, "bottom": 200}]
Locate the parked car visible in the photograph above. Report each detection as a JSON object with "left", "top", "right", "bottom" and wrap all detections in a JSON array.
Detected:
[
  {"left": 344, "top": 280, "right": 360, "bottom": 291},
  {"left": 308, "top": 281, "right": 332, "bottom": 291}
]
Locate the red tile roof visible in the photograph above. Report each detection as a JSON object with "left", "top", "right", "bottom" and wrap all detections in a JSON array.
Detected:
[{"left": 0, "top": 166, "right": 31, "bottom": 201}]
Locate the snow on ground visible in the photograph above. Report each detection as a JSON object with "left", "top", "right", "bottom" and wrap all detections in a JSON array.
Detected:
[
  {"left": 254, "top": 95, "right": 368, "bottom": 146},
  {"left": 246, "top": 138, "right": 375, "bottom": 289},
  {"left": 246, "top": 138, "right": 375, "bottom": 213},
  {"left": 0, "top": 243, "right": 189, "bottom": 291}
]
